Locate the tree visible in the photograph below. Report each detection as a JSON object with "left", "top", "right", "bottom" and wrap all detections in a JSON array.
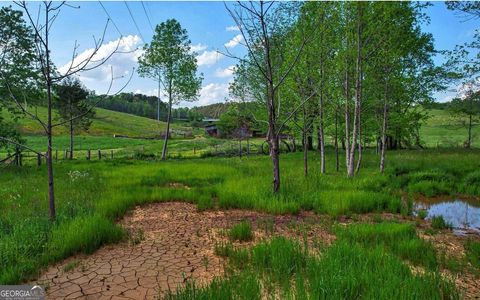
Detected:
[
  {"left": 226, "top": 1, "right": 309, "bottom": 192},
  {"left": 1, "top": 1, "right": 131, "bottom": 219},
  {"left": 55, "top": 77, "right": 94, "bottom": 159},
  {"left": 445, "top": 1, "right": 480, "bottom": 149},
  {"left": 449, "top": 90, "right": 480, "bottom": 148},
  {"left": 138, "top": 19, "right": 202, "bottom": 160},
  {"left": 0, "top": 6, "right": 38, "bottom": 152}
]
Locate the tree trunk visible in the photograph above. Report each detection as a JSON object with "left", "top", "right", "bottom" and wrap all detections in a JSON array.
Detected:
[
  {"left": 348, "top": 4, "right": 363, "bottom": 178},
  {"left": 467, "top": 113, "right": 472, "bottom": 149},
  {"left": 344, "top": 62, "right": 350, "bottom": 171},
  {"left": 380, "top": 82, "right": 388, "bottom": 173},
  {"left": 267, "top": 82, "right": 280, "bottom": 192},
  {"left": 303, "top": 105, "right": 308, "bottom": 177},
  {"left": 334, "top": 110, "right": 339, "bottom": 172},
  {"left": 161, "top": 85, "right": 172, "bottom": 160},
  {"left": 45, "top": 10, "right": 55, "bottom": 220},
  {"left": 69, "top": 117, "right": 74, "bottom": 160},
  {"left": 319, "top": 94, "right": 325, "bottom": 174},
  {"left": 303, "top": 132, "right": 308, "bottom": 177},
  {"left": 355, "top": 112, "right": 362, "bottom": 174},
  {"left": 157, "top": 74, "right": 161, "bottom": 122}
]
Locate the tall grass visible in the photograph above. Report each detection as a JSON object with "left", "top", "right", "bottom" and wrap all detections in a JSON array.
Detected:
[
  {"left": 171, "top": 236, "right": 459, "bottom": 299},
  {"left": 1, "top": 149, "right": 479, "bottom": 284}
]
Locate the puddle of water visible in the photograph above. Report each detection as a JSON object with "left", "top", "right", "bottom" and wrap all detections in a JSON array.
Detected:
[{"left": 414, "top": 198, "right": 480, "bottom": 235}]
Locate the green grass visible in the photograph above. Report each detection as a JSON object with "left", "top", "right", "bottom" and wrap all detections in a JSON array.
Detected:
[
  {"left": 228, "top": 221, "right": 254, "bottom": 242},
  {"left": 2, "top": 106, "right": 191, "bottom": 137},
  {"left": 465, "top": 240, "right": 480, "bottom": 269},
  {"left": 336, "top": 222, "right": 438, "bottom": 269},
  {"left": 419, "top": 108, "right": 480, "bottom": 148},
  {"left": 431, "top": 215, "right": 452, "bottom": 230},
  {"left": 1, "top": 149, "right": 479, "bottom": 285},
  {"left": 171, "top": 236, "right": 459, "bottom": 299}
]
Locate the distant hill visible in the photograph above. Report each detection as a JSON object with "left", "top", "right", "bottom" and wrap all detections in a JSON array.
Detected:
[
  {"left": 2, "top": 106, "right": 191, "bottom": 137},
  {"left": 191, "top": 103, "right": 230, "bottom": 118}
]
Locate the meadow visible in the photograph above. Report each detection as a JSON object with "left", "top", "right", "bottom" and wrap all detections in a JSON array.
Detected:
[
  {"left": 1, "top": 149, "right": 480, "bottom": 298},
  {"left": 2, "top": 105, "right": 480, "bottom": 298}
]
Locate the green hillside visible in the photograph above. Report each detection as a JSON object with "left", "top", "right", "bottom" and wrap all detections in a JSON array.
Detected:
[
  {"left": 2, "top": 106, "right": 191, "bottom": 137},
  {"left": 419, "top": 109, "right": 479, "bottom": 148}
]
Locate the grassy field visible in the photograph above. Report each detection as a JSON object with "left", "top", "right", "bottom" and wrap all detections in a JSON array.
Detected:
[
  {"left": 2, "top": 105, "right": 480, "bottom": 297},
  {"left": 2, "top": 106, "right": 192, "bottom": 137},
  {"left": 1, "top": 107, "right": 478, "bottom": 161},
  {"left": 420, "top": 109, "right": 480, "bottom": 148},
  {"left": 1, "top": 150, "right": 479, "bottom": 293}
]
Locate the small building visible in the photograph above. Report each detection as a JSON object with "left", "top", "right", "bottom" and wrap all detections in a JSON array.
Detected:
[{"left": 203, "top": 118, "right": 221, "bottom": 137}]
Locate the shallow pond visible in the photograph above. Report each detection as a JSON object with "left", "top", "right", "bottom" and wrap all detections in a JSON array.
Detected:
[{"left": 415, "top": 198, "right": 480, "bottom": 235}]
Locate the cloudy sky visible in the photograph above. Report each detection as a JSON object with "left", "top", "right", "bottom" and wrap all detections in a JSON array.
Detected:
[{"left": 7, "top": 1, "right": 479, "bottom": 107}]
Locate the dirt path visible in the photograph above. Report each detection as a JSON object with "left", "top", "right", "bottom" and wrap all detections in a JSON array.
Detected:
[{"left": 36, "top": 202, "right": 333, "bottom": 300}]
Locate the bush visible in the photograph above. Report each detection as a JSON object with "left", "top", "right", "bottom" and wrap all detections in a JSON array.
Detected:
[{"left": 133, "top": 150, "right": 156, "bottom": 160}]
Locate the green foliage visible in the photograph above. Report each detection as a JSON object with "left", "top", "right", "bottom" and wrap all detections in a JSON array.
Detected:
[
  {"left": 228, "top": 221, "right": 253, "bottom": 242},
  {"left": 138, "top": 19, "right": 202, "bottom": 105}
]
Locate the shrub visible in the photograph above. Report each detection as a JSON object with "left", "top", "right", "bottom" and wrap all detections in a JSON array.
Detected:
[{"left": 229, "top": 221, "right": 253, "bottom": 242}]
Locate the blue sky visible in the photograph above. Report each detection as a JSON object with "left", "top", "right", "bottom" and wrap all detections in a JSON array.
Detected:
[{"left": 3, "top": 1, "right": 479, "bottom": 107}]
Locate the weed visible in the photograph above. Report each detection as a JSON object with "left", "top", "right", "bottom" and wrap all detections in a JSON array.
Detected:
[{"left": 62, "top": 260, "right": 79, "bottom": 273}]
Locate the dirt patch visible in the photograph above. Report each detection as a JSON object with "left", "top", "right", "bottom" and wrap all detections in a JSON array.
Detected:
[{"left": 35, "top": 202, "right": 334, "bottom": 300}]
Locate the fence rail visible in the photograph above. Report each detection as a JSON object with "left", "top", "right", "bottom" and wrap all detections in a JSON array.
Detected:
[{"left": 2, "top": 138, "right": 477, "bottom": 167}]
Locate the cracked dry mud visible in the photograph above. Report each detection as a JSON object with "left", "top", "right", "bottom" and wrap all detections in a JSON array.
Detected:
[{"left": 36, "top": 202, "right": 334, "bottom": 300}]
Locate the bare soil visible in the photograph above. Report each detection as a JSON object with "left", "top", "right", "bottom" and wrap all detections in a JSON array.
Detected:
[{"left": 35, "top": 202, "right": 334, "bottom": 300}]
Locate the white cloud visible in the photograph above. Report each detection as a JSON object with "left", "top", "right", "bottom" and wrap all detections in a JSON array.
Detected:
[
  {"left": 224, "top": 34, "right": 243, "bottom": 48},
  {"left": 196, "top": 50, "right": 223, "bottom": 66},
  {"left": 195, "top": 83, "right": 229, "bottom": 106},
  {"left": 59, "top": 35, "right": 143, "bottom": 93},
  {"left": 226, "top": 25, "right": 240, "bottom": 32},
  {"left": 191, "top": 43, "right": 207, "bottom": 53},
  {"left": 214, "top": 65, "right": 235, "bottom": 78}
]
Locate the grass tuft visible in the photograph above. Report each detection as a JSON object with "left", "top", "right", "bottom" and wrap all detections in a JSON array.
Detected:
[{"left": 228, "top": 221, "right": 253, "bottom": 242}]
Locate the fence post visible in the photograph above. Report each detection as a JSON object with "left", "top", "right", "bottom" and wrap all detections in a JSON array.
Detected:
[
  {"left": 98, "top": 150, "right": 102, "bottom": 160},
  {"left": 87, "top": 149, "right": 91, "bottom": 161},
  {"left": 247, "top": 139, "right": 250, "bottom": 156},
  {"left": 64, "top": 150, "right": 68, "bottom": 160},
  {"left": 37, "top": 153, "right": 42, "bottom": 166},
  {"left": 111, "top": 150, "right": 113, "bottom": 159},
  {"left": 193, "top": 145, "right": 196, "bottom": 155}
]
